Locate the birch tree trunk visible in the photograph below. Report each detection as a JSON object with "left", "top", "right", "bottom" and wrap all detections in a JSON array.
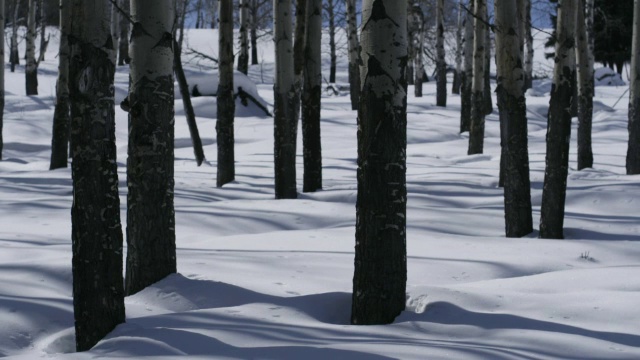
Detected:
[
  {"left": 293, "top": 0, "right": 307, "bottom": 125},
  {"left": 69, "top": 0, "right": 124, "bottom": 350},
  {"left": 302, "top": 0, "right": 322, "bottom": 192},
  {"left": 495, "top": 0, "right": 533, "bottom": 237},
  {"left": 346, "top": 0, "right": 360, "bottom": 110},
  {"left": 118, "top": 0, "right": 130, "bottom": 65},
  {"left": 409, "top": 3, "right": 424, "bottom": 97},
  {"left": 452, "top": 0, "right": 463, "bottom": 94},
  {"left": 539, "top": 0, "right": 577, "bottom": 239},
  {"left": 436, "top": 0, "right": 447, "bottom": 106},
  {"left": 326, "top": 0, "right": 337, "bottom": 83},
  {"left": 250, "top": 0, "right": 259, "bottom": 65},
  {"left": 237, "top": 0, "right": 249, "bottom": 74},
  {"left": 627, "top": 0, "right": 640, "bottom": 174},
  {"left": 217, "top": 0, "right": 235, "bottom": 187},
  {"left": 125, "top": 0, "right": 176, "bottom": 295},
  {"left": 50, "top": 0, "right": 70, "bottom": 169},
  {"left": 38, "top": 0, "right": 47, "bottom": 62},
  {"left": 352, "top": 0, "right": 407, "bottom": 326},
  {"left": 274, "top": 0, "right": 297, "bottom": 199},
  {"left": 576, "top": 0, "right": 593, "bottom": 170},
  {"left": 483, "top": 9, "right": 493, "bottom": 115},
  {"left": 468, "top": 0, "right": 486, "bottom": 154},
  {"left": 25, "top": 0, "right": 38, "bottom": 95},
  {"left": 460, "top": 0, "right": 474, "bottom": 133},
  {"left": 9, "top": 0, "right": 18, "bottom": 72},
  {"left": 523, "top": 0, "right": 533, "bottom": 90},
  {"left": 0, "top": 0, "right": 4, "bottom": 159}
]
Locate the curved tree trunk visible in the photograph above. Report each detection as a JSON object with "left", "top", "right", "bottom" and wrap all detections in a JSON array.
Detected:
[
  {"left": 69, "top": 0, "right": 124, "bottom": 351},
  {"left": 436, "top": 0, "right": 447, "bottom": 106},
  {"left": 125, "top": 0, "right": 176, "bottom": 295},
  {"left": 352, "top": 0, "right": 407, "bottom": 326},
  {"left": 217, "top": 0, "right": 235, "bottom": 187},
  {"left": 627, "top": 0, "right": 640, "bottom": 174},
  {"left": 495, "top": 0, "right": 533, "bottom": 237},
  {"left": 468, "top": 0, "right": 486, "bottom": 154},
  {"left": 25, "top": 0, "right": 38, "bottom": 95},
  {"left": 50, "top": 0, "right": 70, "bottom": 169},
  {"left": 274, "top": 0, "right": 297, "bottom": 199},
  {"left": 346, "top": 0, "right": 360, "bottom": 110},
  {"left": 576, "top": 0, "right": 593, "bottom": 170},
  {"left": 460, "top": 0, "right": 474, "bottom": 133},
  {"left": 237, "top": 0, "right": 249, "bottom": 74},
  {"left": 117, "top": 0, "right": 130, "bottom": 65},
  {"left": 539, "top": 0, "right": 577, "bottom": 239}
]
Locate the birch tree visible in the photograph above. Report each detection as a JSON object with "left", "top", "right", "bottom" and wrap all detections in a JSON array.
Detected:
[
  {"left": 346, "top": 0, "right": 360, "bottom": 110},
  {"left": 452, "top": 0, "right": 463, "bottom": 94},
  {"left": 324, "top": 0, "right": 337, "bottom": 83},
  {"left": 293, "top": 0, "right": 307, "bottom": 124},
  {"left": 69, "top": 0, "right": 124, "bottom": 350},
  {"left": 217, "top": 0, "right": 235, "bottom": 186},
  {"left": 468, "top": 0, "right": 486, "bottom": 154},
  {"left": 238, "top": 0, "right": 249, "bottom": 74},
  {"left": 37, "top": 0, "right": 48, "bottom": 63},
  {"left": 125, "top": 0, "right": 177, "bottom": 295},
  {"left": 460, "top": 0, "right": 474, "bottom": 133},
  {"left": 9, "top": 0, "right": 19, "bottom": 72},
  {"left": 352, "top": 0, "right": 407, "bottom": 326},
  {"left": 0, "top": 0, "right": 4, "bottom": 159},
  {"left": 274, "top": 0, "right": 297, "bottom": 199},
  {"left": 50, "top": 0, "right": 70, "bottom": 170},
  {"left": 539, "top": 0, "right": 577, "bottom": 239},
  {"left": 576, "top": 0, "right": 594, "bottom": 170},
  {"left": 302, "top": 0, "right": 322, "bottom": 192},
  {"left": 408, "top": 3, "right": 424, "bottom": 97},
  {"left": 494, "top": 0, "right": 533, "bottom": 237},
  {"left": 118, "top": 0, "right": 130, "bottom": 65},
  {"left": 483, "top": 7, "right": 492, "bottom": 115},
  {"left": 25, "top": 0, "right": 38, "bottom": 95},
  {"left": 523, "top": 0, "right": 533, "bottom": 90},
  {"left": 436, "top": 0, "right": 447, "bottom": 106},
  {"left": 628, "top": 0, "right": 640, "bottom": 174}
]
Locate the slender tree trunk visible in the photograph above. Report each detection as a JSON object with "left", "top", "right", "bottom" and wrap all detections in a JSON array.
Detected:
[
  {"left": 117, "top": 0, "right": 130, "bottom": 65},
  {"left": 125, "top": 0, "right": 176, "bottom": 295},
  {"left": 10, "top": 0, "right": 19, "bottom": 72},
  {"left": 273, "top": 0, "right": 297, "bottom": 199},
  {"left": 250, "top": 0, "right": 258, "bottom": 65},
  {"left": 409, "top": 4, "right": 424, "bottom": 97},
  {"left": 293, "top": 0, "right": 307, "bottom": 125},
  {"left": 217, "top": 0, "right": 235, "bottom": 187},
  {"left": 483, "top": 9, "right": 493, "bottom": 115},
  {"left": 539, "top": 0, "right": 577, "bottom": 239},
  {"left": 352, "top": 0, "right": 407, "bottom": 326},
  {"left": 327, "top": 0, "right": 337, "bottom": 83},
  {"left": 210, "top": 0, "right": 218, "bottom": 28},
  {"left": 69, "top": 0, "right": 124, "bottom": 351},
  {"left": 50, "top": 0, "right": 70, "bottom": 169},
  {"left": 495, "top": 0, "right": 533, "bottom": 237},
  {"left": 25, "top": 0, "right": 38, "bottom": 95},
  {"left": 302, "top": 0, "right": 322, "bottom": 192},
  {"left": 414, "top": 18, "right": 425, "bottom": 97},
  {"left": 523, "top": 0, "right": 533, "bottom": 90},
  {"left": 38, "top": 0, "right": 47, "bottom": 62},
  {"left": 452, "top": 0, "right": 463, "bottom": 94},
  {"left": 195, "top": 0, "right": 203, "bottom": 28},
  {"left": 346, "top": 0, "right": 360, "bottom": 110},
  {"left": 0, "top": 0, "right": 4, "bottom": 159},
  {"left": 436, "top": 0, "right": 447, "bottom": 106},
  {"left": 468, "top": 0, "right": 486, "bottom": 154},
  {"left": 576, "top": 0, "right": 593, "bottom": 170},
  {"left": 628, "top": 0, "right": 640, "bottom": 174},
  {"left": 109, "top": 0, "right": 119, "bottom": 63},
  {"left": 406, "top": 3, "right": 415, "bottom": 86},
  {"left": 460, "top": 0, "right": 474, "bottom": 133},
  {"left": 237, "top": 0, "right": 249, "bottom": 74}
]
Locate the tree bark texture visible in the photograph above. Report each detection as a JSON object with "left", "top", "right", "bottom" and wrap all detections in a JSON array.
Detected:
[
  {"left": 452, "top": 0, "right": 463, "bottom": 95},
  {"left": 10, "top": 0, "right": 19, "bottom": 72},
  {"left": 468, "top": 0, "right": 486, "bottom": 154},
  {"left": 217, "top": 0, "right": 235, "bottom": 186},
  {"left": 576, "top": 0, "right": 593, "bottom": 170},
  {"left": 346, "top": 0, "right": 360, "bottom": 110},
  {"left": 26, "top": 0, "right": 38, "bottom": 95},
  {"left": 628, "top": 0, "right": 640, "bottom": 174},
  {"left": 125, "top": 0, "right": 176, "bottom": 295},
  {"left": 38, "top": 0, "right": 47, "bottom": 62},
  {"left": 460, "top": 0, "right": 474, "bottom": 133},
  {"left": 302, "top": 0, "right": 322, "bottom": 193},
  {"left": 292, "top": 0, "right": 307, "bottom": 127},
  {"left": 117, "top": 0, "right": 130, "bottom": 65},
  {"left": 69, "top": 0, "right": 124, "bottom": 351},
  {"left": 352, "top": 0, "right": 407, "bottom": 326},
  {"left": 539, "top": 0, "right": 577, "bottom": 239},
  {"left": 250, "top": 1, "right": 259, "bottom": 65},
  {"left": 436, "top": 0, "right": 447, "bottom": 106},
  {"left": 238, "top": 0, "right": 249, "bottom": 74},
  {"left": 327, "top": 0, "right": 337, "bottom": 83},
  {"left": 523, "top": 0, "right": 533, "bottom": 90},
  {"left": 483, "top": 11, "right": 493, "bottom": 115},
  {"left": 50, "top": 0, "right": 70, "bottom": 169},
  {"left": 494, "top": 0, "right": 533, "bottom": 238},
  {"left": 408, "top": 4, "right": 424, "bottom": 97},
  {"left": 0, "top": 0, "right": 4, "bottom": 159},
  {"left": 274, "top": 0, "right": 297, "bottom": 199}
]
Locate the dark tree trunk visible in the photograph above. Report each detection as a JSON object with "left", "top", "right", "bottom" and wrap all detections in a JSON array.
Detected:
[
  {"left": 217, "top": 0, "right": 235, "bottom": 187},
  {"left": 237, "top": 0, "right": 249, "bottom": 74},
  {"left": 346, "top": 0, "right": 360, "bottom": 110},
  {"left": 452, "top": 71, "right": 461, "bottom": 95},
  {"left": 483, "top": 16, "right": 493, "bottom": 115},
  {"left": 436, "top": 0, "right": 446, "bottom": 106},
  {"left": 26, "top": 0, "right": 38, "bottom": 95},
  {"left": 460, "top": 0, "right": 474, "bottom": 133},
  {"left": 117, "top": 0, "right": 130, "bottom": 65},
  {"left": 50, "top": 0, "right": 70, "bottom": 170},
  {"left": 327, "top": 0, "right": 337, "bottom": 83},
  {"left": 250, "top": 2, "right": 259, "bottom": 65},
  {"left": 125, "top": 0, "right": 176, "bottom": 295},
  {"left": 576, "top": 0, "right": 593, "bottom": 170},
  {"left": 468, "top": 0, "right": 486, "bottom": 155},
  {"left": 352, "top": 0, "right": 407, "bottom": 326},
  {"left": 69, "top": 0, "right": 125, "bottom": 351},
  {"left": 293, "top": 0, "right": 307, "bottom": 125},
  {"left": 10, "top": 0, "right": 19, "bottom": 72},
  {"left": 628, "top": 0, "right": 640, "bottom": 174}
]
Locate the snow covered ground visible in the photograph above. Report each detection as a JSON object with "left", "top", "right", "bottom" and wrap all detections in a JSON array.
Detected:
[{"left": 1, "top": 28, "right": 639, "bottom": 359}]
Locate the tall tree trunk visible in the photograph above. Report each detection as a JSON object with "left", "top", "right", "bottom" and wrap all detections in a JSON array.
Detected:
[
  {"left": 495, "top": 0, "right": 533, "bottom": 237},
  {"left": 352, "top": 0, "right": 407, "bottom": 326},
  {"left": 414, "top": 13, "right": 425, "bottom": 97},
  {"left": 273, "top": 0, "right": 297, "bottom": 199},
  {"left": 452, "top": 0, "right": 463, "bottom": 94},
  {"left": 539, "top": 0, "right": 577, "bottom": 239},
  {"left": 460, "top": 0, "right": 474, "bottom": 133},
  {"left": 326, "top": 0, "right": 337, "bottom": 83},
  {"left": 628, "top": 0, "right": 640, "bottom": 174},
  {"left": 293, "top": 0, "right": 307, "bottom": 125},
  {"left": 50, "top": 0, "right": 70, "bottom": 169},
  {"left": 10, "top": 0, "right": 19, "bottom": 72},
  {"left": 210, "top": 0, "right": 218, "bottom": 28},
  {"left": 468, "top": 0, "right": 486, "bottom": 154},
  {"left": 237, "top": 0, "right": 249, "bottom": 74},
  {"left": 174, "top": 46, "right": 205, "bottom": 165},
  {"left": 0, "top": 0, "right": 4, "bottom": 159},
  {"left": 38, "top": 0, "right": 47, "bottom": 62},
  {"left": 217, "top": 0, "right": 235, "bottom": 187},
  {"left": 483, "top": 9, "right": 493, "bottom": 115},
  {"left": 436, "top": 0, "right": 447, "bottom": 106},
  {"left": 118, "top": 0, "right": 130, "bottom": 65},
  {"left": 250, "top": 0, "right": 258, "bottom": 65},
  {"left": 125, "top": 0, "right": 176, "bottom": 295},
  {"left": 576, "top": 0, "right": 593, "bottom": 170},
  {"left": 302, "top": 0, "right": 322, "bottom": 192},
  {"left": 110, "top": 0, "right": 119, "bottom": 62},
  {"left": 69, "top": 0, "right": 124, "bottom": 351},
  {"left": 195, "top": 0, "right": 203, "bottom": 28},
  {"left": 409, "top": 3, "right": 424, "bottom": 97},
  {"left": 25, "top": 0, "right": 38, "bottom": 95},
  {"left": 346, "top": 0, "right": 360, "bottom": 110},
  {"left": 523, "top": 0, "right": 533, "bottom": 90}
]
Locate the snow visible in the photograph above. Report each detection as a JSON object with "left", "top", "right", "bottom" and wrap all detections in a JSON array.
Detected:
[{"left": 1, "top": 27, "right": 640, "bottom": 360}]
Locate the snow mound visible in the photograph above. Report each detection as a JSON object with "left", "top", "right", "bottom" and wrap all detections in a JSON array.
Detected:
[{"left": 594, "top": 67, "right": 626, "bottom": 86}]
